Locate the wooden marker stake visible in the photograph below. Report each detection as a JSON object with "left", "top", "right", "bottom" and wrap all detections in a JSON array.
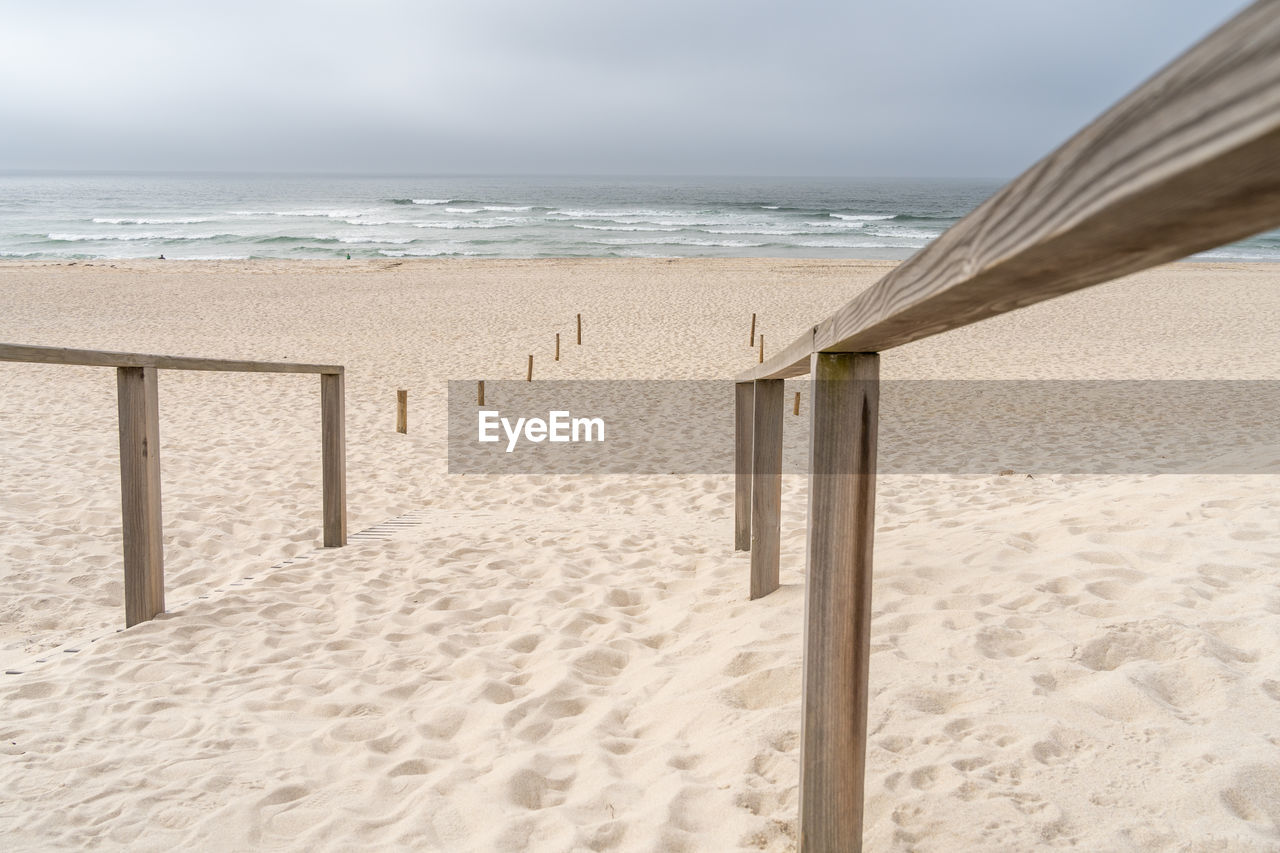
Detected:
[
  {"left": 794, "top": 390, "right": 801, "bottom": 416},
  {"left": 750, "top": 313, "right": 757, "bottom": 347},
  {"left": 577, "top": 313, "right": 582, "bottom": 345},
  {"left": 527, "top": 355, "right": 533, "bottom": 382},
  {"left": 396, "top": 389, "right": 407, "bottom": 433},
  {"left": 556, "top": 333, "right": 560, "bottom": 361},
  {"left": 759, "top": 335, "right": 764, "bottom": 363},
  {"left": 478, "top": 380, "right": 485, "bottom": 406}
]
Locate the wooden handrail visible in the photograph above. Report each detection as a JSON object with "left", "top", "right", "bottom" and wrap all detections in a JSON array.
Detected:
[
  {"left": 0, "top": 342, "right": 342, "bottom": 374},
  {"left": 2, "top": 342, "right": 348, "bottom": 628},
  {"left": 739, "top": 0, "right": 1280, "bottom": 382},
  {"left": 735, "top": 3, "right": 1280, "bottom": 850}
]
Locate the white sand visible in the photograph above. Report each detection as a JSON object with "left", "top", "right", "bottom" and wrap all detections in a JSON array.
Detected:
[{"left": 0, "top": 258, "right": 1278, "bottom": 851}]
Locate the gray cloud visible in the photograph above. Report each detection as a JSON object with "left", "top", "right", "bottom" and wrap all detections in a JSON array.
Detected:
[{"left": 0, "top": 0, "right": 1248, "bottom": 176}]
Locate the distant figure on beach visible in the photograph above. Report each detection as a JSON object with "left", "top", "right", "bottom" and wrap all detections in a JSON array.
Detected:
[
  {"left": 346, "top": 253, "right": 351, "bottom": 260},
  {"left": 158, "top": 254, "right": 165, "bottom": 260}
]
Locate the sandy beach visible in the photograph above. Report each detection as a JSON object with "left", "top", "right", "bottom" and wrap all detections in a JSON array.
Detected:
[{"left": 1, "top": 257, "right": 1279, "bottom": 851}]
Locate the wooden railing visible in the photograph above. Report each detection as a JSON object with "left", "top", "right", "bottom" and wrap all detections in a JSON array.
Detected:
[
  {"left": 0, "top": 343, "right": 347, "bottom": 628},
  {"left": 732, "top": 2, "right": 1280, "bottom": 850}
]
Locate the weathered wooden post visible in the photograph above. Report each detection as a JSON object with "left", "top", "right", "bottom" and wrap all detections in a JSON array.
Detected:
[
  {"left": 734, "top": 381, "right": 754, "bottom": 551},
  {"left": 477, "top": 379, "right": 485, "bottom": 406},
  {"left": 750, "top": 313, "right": 757, "bottom": 347},
  {"left": 749, "top": 378, "right": 783, "bottom": 598},
  {"left": 556, "top": 333, "right": 560, "bottom": 361},
  {"left": 117, "top": 365, "right": 164, "bottom": 627},
  {"left": 759, "top": 335, "right": 764, "bottom": 364},
  {"left": 396, "top": 389, "right": 408, "bottom": 434},
  {"left": 527, "top": 355, "right": 533, "bottom": 382},
  {"left": 794, "top": 390, "right": 801, "bottom": 416},
  {"left": 577, "top": 314, "right": 582, "bottom": 345},
  {"left": 799, "top": 352, "right": 879, "bottom": 852},
  {"left": 321, "top": 371, "right": 347, "bottom": 547}
]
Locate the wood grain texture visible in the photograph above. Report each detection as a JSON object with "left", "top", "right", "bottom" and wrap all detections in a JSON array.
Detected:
[
  {"left": 477, "top": 379, "right": 485, "bottom": 406},
  {"left": 321, "top": 372, "right": 347, "bottom": 547},
  {"left": 396, "top": 389, "right": 408, "bottom": 434},
  {"left": 738, "top": 0, "right": 1280, "bottom": 382},
  {"left": 117, "top": 366, "right": 165, "bottom": 627},
  {"left": 0, "top": 342, "right": 341, "bottom": 374},
  {"left": 734, "top": 382, "right": 754, "bottom": 551},
  {"left": 749, "top": 378, "right": 783, "bottom": 599},
  {"left": 799, "top": 353, "right": 879, "bottom": 853}
]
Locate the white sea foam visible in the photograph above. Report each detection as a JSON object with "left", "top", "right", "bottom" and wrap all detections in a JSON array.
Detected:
[
  {"left": 92, "top": 217, "right": 214, "bottom": 225},
  {"left": 445, "top": 207, "right": 483, "bottom": 214},
  {"left": 339, "top": 218, "right": 416, "bottom": 226},
  {"left": 412, "top": 221, "right": 513, "bottom": 230},
  {"left": 794, "top": 239, "right": 900, "bottom": 248},
  {"left": 378, "top": 248, "right": 479, "bottom": 257},
  {"left": 868, "top": 227, "right": 938, "bottom": 239},
  {"left": 830, "top": 213, "right": 894, "bottom": 221},
  {"left": 482, "top": 205, "right": 532, "bottom": 212},
  {"left": 804, "top": 220, "right": 868, "bottom": 229},
  {"left": 336, "top": 236, "right": 415, "bottom": 244},
  {"left": 702, "top": 227, "right": 808, "bottom": 236},
  {"left": 550, "top": 209, "right": 686, "bottom": 219},
  {"left": 48, "top": 232, "right": 227, "bottom": 242},
  {"left": 573, "top": 224, "right": 683, "bottom": 232},
  {"left": 236, "top": 209, "right": 380, "bottom": 219},
  {"left": 594, "top": 237, "right": 766, "bottom": 248},
  {"left": 411, "top": 199, "right": 451, "bottom": 205}
]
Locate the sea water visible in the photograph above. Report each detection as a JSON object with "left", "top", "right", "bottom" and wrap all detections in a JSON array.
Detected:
[{"left": 1, "top": 173, "right": 1275, "bottom": 262}]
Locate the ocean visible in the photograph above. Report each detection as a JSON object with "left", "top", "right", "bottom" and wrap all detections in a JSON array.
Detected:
[{"left": 1, "top": 174, "right": 1277, "bottom": 262}]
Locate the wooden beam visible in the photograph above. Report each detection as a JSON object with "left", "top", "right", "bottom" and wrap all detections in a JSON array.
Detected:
[
  {"left": 739, "top": 0, "right": 1280, "bottom": 382},
  {"left": 0, "top": 342, "right": 341, "bottom": 375},
  {"left": 321, "top": 372, "right": 347, "bottom": 547},
  {"left": 117, "top": 366, "right": 164, "bottom": 627},
  {"left": 396, "top": 389, "right": 408, "bottom": 434},
  {"left": 734, "top": 381, "right": 754, "bottom": 551},
  {"left": 749, "top": 378, "right": 783, "bottom": 599},
  {"left": 799, "top": 352, "right": 879, "bottom": 852}
]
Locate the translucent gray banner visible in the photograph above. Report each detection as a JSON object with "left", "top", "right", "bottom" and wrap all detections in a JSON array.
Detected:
[{"left": 447, "top": 380, "right": 1280, "bottom": 475}]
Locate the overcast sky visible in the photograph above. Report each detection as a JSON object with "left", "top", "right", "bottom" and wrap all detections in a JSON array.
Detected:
[{"left": 0, "top": 0, "right": 1248, "bottom": 177}]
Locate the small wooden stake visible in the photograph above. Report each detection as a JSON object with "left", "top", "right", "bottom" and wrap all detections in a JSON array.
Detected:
[
  {"left": 577, "top": 313, "right": 582, "bottom": 345},
  {"left": 478, "top": 380, "right": 485, "bottom": 406},
  {"left": 794, "top": 390, "right": 801, "bottom": 416},
  {"left": 556, "top": 333, "right": 560, "bottom": 361},
  {"left": 396, "top": 389, "right": 407, "bottom": 433},
  {"left": 527, "top": 355, "right": 533, "bottom": 382},
  {"left": 759, "top": 335, "right": 764, "bottom": 363},
  {"left": 750, "top": 313, "right": 757, "bottom": 347}
]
